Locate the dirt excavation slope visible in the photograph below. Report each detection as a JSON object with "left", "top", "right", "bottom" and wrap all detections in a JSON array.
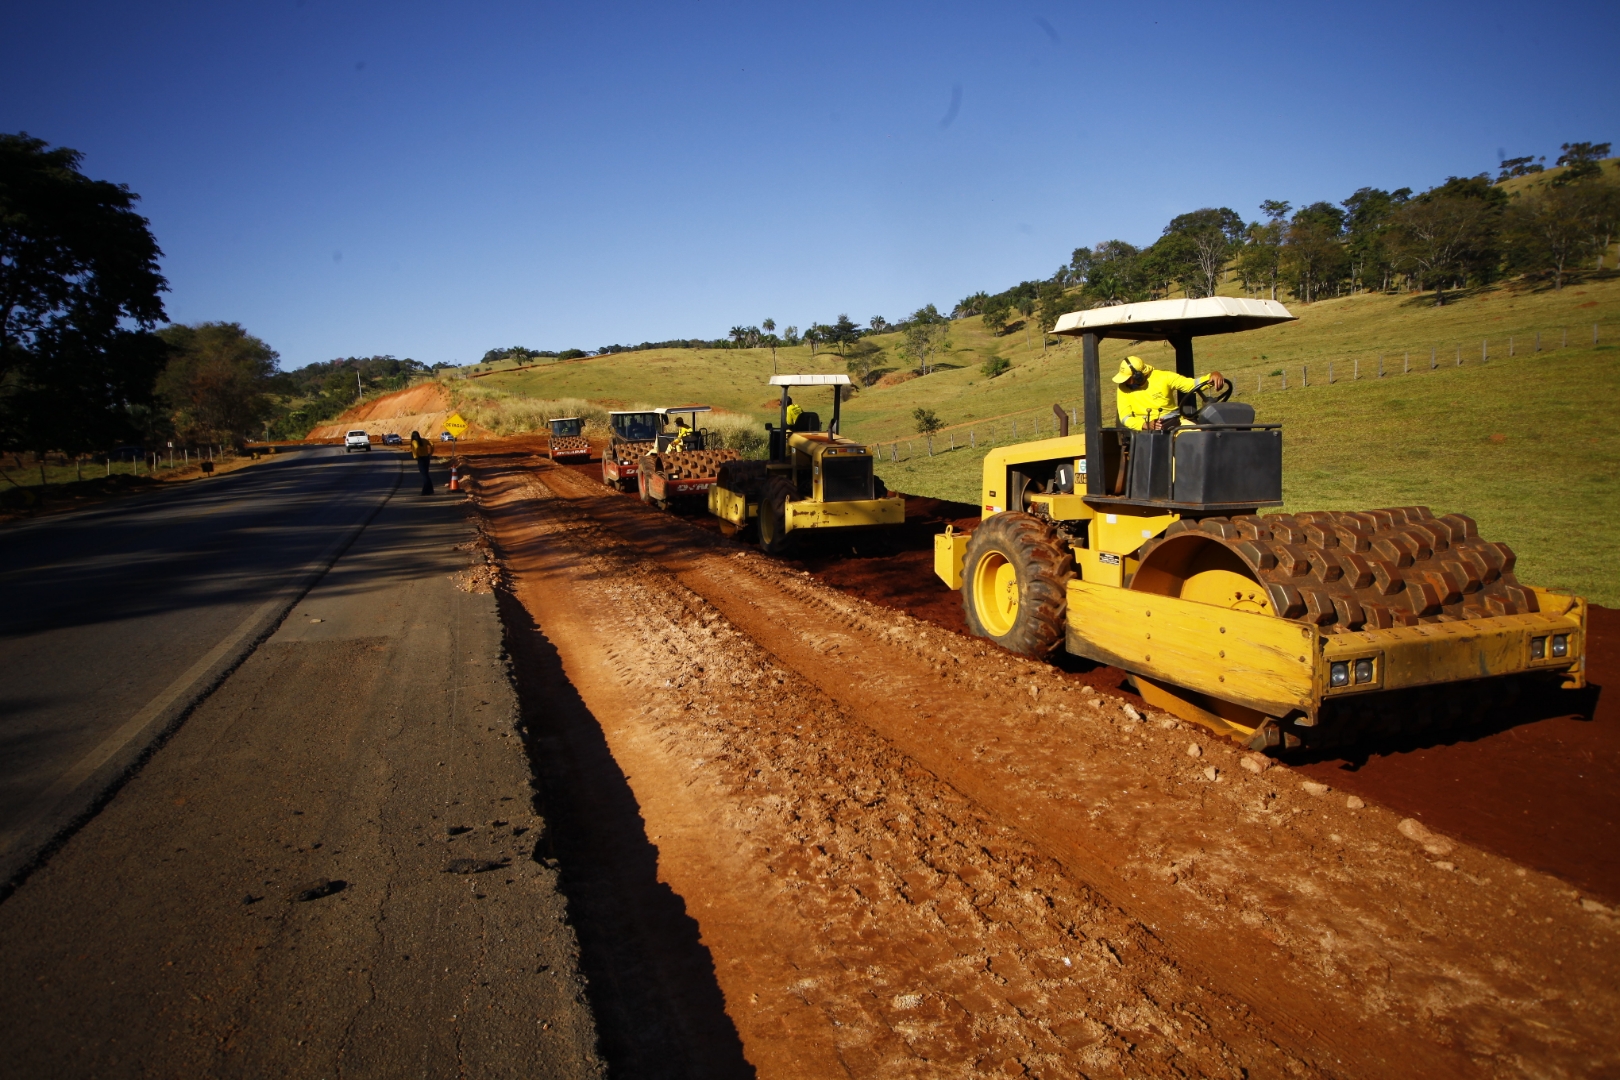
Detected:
[
  {"left": 308, "top": 382, "right": 476, "bottom": 441},
  {"left": 468, "top": 449, "right": 1620, "bottom": 1079}
]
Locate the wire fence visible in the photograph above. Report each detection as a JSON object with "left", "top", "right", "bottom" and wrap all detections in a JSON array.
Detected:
[
  {"left": 866, "top": 321, "right": 1608, "bottom": 459},
  {"left": 0, "top": 445, "right": 235, "bottom": 490},
  {"left": 1245, "top": 322, "right": 1605, "bottom": 394}
]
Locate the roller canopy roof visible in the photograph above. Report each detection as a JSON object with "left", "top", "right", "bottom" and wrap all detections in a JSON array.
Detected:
[
  {"left": 769, "top": 374, "right": 852, "bottom": 386},
  {"left": 654, "top": 405, "right": 712, "bottom": 414},
  {"left": 1052, "top": 297, "right": 1295, "bottom": 341}
]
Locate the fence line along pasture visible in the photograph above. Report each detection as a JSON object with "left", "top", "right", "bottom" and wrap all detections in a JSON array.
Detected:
[
  {"left": 866, "top": 321, "right": 1607, "bottom": 463},
  {"left": 1240, "top": 322, "right": 1603, "bottom": 393}
]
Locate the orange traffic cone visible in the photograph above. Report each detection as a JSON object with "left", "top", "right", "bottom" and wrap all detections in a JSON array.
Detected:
[{"left": 448, "top": 464, "right": 460, "bottom": 492}]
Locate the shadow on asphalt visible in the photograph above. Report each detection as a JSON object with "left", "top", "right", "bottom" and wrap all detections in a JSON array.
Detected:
[{"left": 496, "top": 588, "right": 755, "bottom": 1080}]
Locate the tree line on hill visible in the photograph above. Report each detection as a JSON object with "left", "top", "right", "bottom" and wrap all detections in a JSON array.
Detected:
[{"left": 957, "top": 140, "right": 1618, "bottom": 336}]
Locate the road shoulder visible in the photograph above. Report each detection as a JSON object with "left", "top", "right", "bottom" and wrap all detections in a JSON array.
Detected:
[{"left": 0, "top": 482, "right": 602, "bottom": 1077}]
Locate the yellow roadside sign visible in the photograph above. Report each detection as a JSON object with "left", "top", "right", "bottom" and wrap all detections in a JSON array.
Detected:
[{"left": 442, "top": 412, "right": 468, "bottom": 438}]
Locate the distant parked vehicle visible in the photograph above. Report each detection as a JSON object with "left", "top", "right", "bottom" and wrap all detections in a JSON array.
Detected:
[
  {"left": 439, "top": 431, "right": 456, "bottom": 442},
  {"left": 383, "top": 433, "right": 403, "bottom": 446},
  {"left": 345, "top": 430, "right": 372, "bottom": 453}
]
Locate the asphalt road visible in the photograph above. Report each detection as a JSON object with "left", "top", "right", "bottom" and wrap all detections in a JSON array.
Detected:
[
  {"left": 0, "top": 446, "right": 402, "bottom": 886},
  {"left": 0, "top": 450, "right": 602, "bottom": 1076}
]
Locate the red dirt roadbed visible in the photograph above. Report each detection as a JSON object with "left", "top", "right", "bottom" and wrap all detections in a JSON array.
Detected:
[{"left": 462, "top": 445, "right": 1620, "bottom": 1079}]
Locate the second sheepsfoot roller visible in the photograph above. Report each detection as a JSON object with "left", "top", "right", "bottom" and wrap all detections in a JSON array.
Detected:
[
  {"left": 708, "top": 374, "right": 905, "bottom": 553},
  {"left": 636, "top": 405, "right": 740, "bottom": 510},
  {"left": 933, "top": 297, "right": 1587, "bottom": 750}
]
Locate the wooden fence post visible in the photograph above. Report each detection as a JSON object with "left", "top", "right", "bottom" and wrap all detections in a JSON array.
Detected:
[
  {"left": 1431, "top": 346, "right": 1437, "bottom": 369},
  {"left": 1403, "top": 351, "right": 1409, "bottom": 373},
  {"left": 1328, "top": 360, "right": 1333, "bottom": 384},
  {"left": 1535, "top": 331, "right": 1540, "bottom": 352},
  {"left": 1378, "top": 354, "right": 1384, "bottom": 378},
  {"left": 1354, "top": 358, "right": 1359, "bottom": 380},
  {"left": 1303, "top": 364, "right": 1308, "bottom": 387},
  {"left": 1282, "top": 371, "right": 1288, "bottom": 390},
  {"left": 970, "top": 429, "right": 976, "bottom": 449},
  {"left": 1509, "top": 336, "right": 1514, "bottom": 357},
  {"left": 1482, "top": 339, "right": 1488, "bottom": 363}
]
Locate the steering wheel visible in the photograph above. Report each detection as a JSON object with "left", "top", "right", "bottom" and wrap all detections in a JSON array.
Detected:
[{"left": 1178, "top": 374, "right": 1233, "bottom": 421}]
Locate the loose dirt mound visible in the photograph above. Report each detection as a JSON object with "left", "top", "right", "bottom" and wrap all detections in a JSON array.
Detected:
[
  {"left": 307, "top": 383, "right": 493, "bottom": 442},
  {"left": 463, "top": 445, "right": 1620, "bottom": 1078}
]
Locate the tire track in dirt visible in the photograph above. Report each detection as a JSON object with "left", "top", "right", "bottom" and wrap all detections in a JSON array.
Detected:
[{"left": 480, "top": 453, "right": 1620, "bottom": 1078}]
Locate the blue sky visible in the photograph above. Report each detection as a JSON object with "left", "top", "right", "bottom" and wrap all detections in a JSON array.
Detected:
[{"left": 4, "top": 1, "right": 1616, "bottom": 369}]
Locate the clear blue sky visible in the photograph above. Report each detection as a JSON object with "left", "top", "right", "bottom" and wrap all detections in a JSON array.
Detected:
[{"left": 4, "top": 1, "right": 1616, "bottom": 369}]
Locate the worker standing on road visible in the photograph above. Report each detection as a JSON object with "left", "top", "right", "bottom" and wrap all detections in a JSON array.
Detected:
[
  {"left": 1113, "top": 356, "right": 1226, "bottom": 431},
  {"left": 784, "top": 397, "right": 802, "bottom": 429},
  {"left": 410, "top": 429, "right": 434, "bottom": 494}
]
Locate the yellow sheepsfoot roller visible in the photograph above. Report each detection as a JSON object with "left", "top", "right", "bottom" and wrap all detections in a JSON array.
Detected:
[{"left": 932, "top": 297, "right": 1587, "bottom": 751}]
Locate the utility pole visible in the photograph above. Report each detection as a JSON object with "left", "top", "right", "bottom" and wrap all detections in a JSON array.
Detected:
[{"left": 356, "top": 370, "right": 363, "bottom": 400}]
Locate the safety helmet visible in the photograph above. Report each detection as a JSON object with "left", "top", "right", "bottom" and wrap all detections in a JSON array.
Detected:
[{"left": 1113, "top": 356, "right": 1152, "bottom": 384}]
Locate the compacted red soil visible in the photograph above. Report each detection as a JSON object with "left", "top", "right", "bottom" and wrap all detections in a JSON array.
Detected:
[
  {"left": 513, "top": 435, "right": 1618, "bottom": 903},
  {"left": 454, "top": 440, "right": 1619, "bottom": 1078}
]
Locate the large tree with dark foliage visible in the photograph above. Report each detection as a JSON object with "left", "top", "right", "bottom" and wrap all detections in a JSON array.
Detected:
[
  {"left": 1154, "top": 208, "right": 1245, "bottom": 299},
  {"left": 156, "top": 322, "right": 279, "bottom": 444},
  {"left": 0, "top": 133, "right": 169, "bottom": 453},
  {"left": 1391, "top": 175, "right": 1506, "bottom": 305}
]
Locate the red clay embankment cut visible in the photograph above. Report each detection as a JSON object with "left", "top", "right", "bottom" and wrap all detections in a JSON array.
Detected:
[{"left": 307, "top": 383, "right": 494, "bottom": 442}]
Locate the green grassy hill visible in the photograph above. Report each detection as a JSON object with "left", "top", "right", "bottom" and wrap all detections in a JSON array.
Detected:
[{"left": 472, "top": 263, "right": 1620, "bottom": 604}]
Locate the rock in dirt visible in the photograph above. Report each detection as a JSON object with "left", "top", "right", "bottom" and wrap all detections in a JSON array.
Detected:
[
  {"left": 1122, "top": 704, "right": 1141, "bottom": 721},
  {"left": 1397, "top": 818, "right": 1455, "bottom": 857},
  {"left": 1186, "top": 742, "right": 1202, "bottom": 758},
  {"left": 1203, "top": 766, "right": 1220, "bottom": 782},
  {"left": 443, "top": 858, "right": 506, "bottom": 875},
  {"left": 1346, "top": 795, "right": 1366, "bottom": 810},
  {"left": 1240, "top": 755, "right": 1268, "bottom": 774},
  {"left": 1302, "top": 781, "right": 1331, "bottom": 796},
  {"left": 289, "top": 879, "right": 346, "bottom": 902}
]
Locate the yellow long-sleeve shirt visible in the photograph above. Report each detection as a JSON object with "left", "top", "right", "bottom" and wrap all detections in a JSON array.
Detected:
[{"left": 1116, "top": 370, "right": 1212, "bottom": 430}]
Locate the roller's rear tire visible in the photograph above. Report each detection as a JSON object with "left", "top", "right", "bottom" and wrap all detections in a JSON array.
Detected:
[
  {"left": 961, "top": 512, "right": 1073, "bottom": 656},
  {"left": 758, "top": 477, "right": 797, "bottom": 556}
]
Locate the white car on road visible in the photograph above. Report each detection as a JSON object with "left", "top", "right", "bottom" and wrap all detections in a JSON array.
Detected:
[{"left": 344, "top": 430, "right": 372, "bottom": 453}]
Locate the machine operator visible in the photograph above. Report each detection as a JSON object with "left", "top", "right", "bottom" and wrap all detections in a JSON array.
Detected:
[
  {"left": 1113, "top": 356, "right": 1227, "bottom": 431},
  {"left": 669, "top": 414, "right": 693, "bottom": 452}
]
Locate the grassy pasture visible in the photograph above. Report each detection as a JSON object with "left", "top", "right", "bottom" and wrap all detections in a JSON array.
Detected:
[{"left": 475, "top": 272, "right": 1620, "bottom": 603}]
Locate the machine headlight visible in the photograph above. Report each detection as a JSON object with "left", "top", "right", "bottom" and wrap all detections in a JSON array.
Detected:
[
  {"left": 1530, "top": 637, "right": 1546, "bottom": 660},
  {"left": 1552, "top": 634, "right": 1569, "bottom": 658},
  {"left": 1354, "top": 659, "right": 1374, "bottom": 684},
  {"left": 1330, "top": 661, "right": 1350, "bottom": 687}
]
